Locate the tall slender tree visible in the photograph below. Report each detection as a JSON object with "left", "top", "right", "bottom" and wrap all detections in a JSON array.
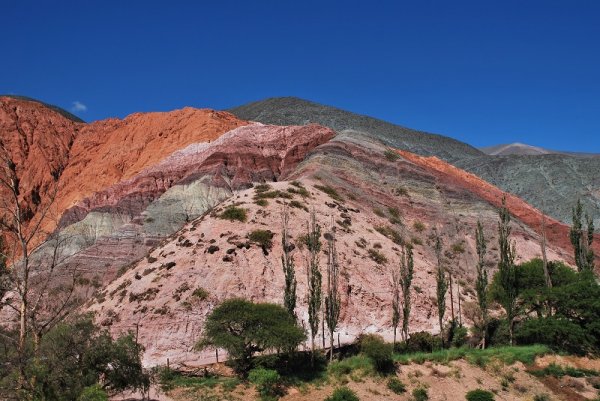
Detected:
[
  {"left": 305, "top": 208, "right": 322, "bottom": 365},
  {"left": 497, "top": 196, "right": 518, "bottom": 345},
  {"left": 324, "top": 223, "right": 341, "bottom": 361},
  {"left": 281, "top": 204, "right": 297, "bottom": 318},
  {"left": 434, "top": 232, "right": 448, "bottom": 346},
  {"left": 391, "top": 255, "right": 401, "bottom": 346},
  {"left": 474, "top": 221, "right": 489, "bottom": 348},
  {"left": 400, "top": 244, "right": 414, "bottom": 342},
  {"left": 570, "top": 199, "right": 595, "bottom": 272}
]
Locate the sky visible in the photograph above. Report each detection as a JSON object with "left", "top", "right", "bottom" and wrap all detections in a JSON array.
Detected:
[{"left": 1, "top": 0, "right": 599, "bottom": 151}]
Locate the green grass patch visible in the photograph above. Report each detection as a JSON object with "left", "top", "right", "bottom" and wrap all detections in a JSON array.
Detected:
[
  {"left": 219, "top": 206, "right": 247, "bottom": 222},
  {"left": 393, "top": 345, "right": 550, "bottom": 366},
  {"left": 156, "top": 367, "right": 240, "bottom": 392},
  {"left": 327, "top": 355, "right": 374, "bottom": 380},
  {"left": 255, "top": 190, "right": 293, "bottom": 200},
  {"left": 530, "top": 362, "right": 600, "bottom": 378}
]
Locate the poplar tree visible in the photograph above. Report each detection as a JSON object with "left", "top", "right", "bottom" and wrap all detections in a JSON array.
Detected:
[
  {"left": 497, "top": 197, "right": 518, "bottom": 345},
  {"left": 305, "top": 208, "right": 322, "bottom": 364},
  {"left": 434, "top": 233, "right": 448, "bottom": 346},
  {"left": 475, "top": 220, "right": 489, "bottom": 348},
  {"left": 281, "top": 204, "right": 297, "bottom": 318},
  {"left": 570, "top": 199, "right": 595, "bottom": 272},
  {"left": 324, "top": 227, "right": 341, "bottom": 361},
  {"left": 400, "top": 244, "right": 414, "bottom": 342}
]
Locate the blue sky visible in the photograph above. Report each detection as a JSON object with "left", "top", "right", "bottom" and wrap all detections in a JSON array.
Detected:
[{"left": 1, "top": 1, "right": 599, "bottom": 151}]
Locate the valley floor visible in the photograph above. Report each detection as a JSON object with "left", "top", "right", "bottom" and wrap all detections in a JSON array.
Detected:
[{"left": 146, "top": 347, "right": 600, "bottom": 401}]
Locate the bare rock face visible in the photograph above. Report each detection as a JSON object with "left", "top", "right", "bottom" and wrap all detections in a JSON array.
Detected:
[
  {"left": 89, "top": 133, "right": 578, "bottom": 367},
  {"left": 0, "top": 97, "right": 78, "bottom": 240}
]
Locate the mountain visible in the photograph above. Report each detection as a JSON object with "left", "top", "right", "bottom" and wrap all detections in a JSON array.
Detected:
[
  {"left": 481, "top": 142, "right": 600, "bottom": 157},
  {"left": 1, "top": 96, "right": 597, "bottom": 368},
  {"left": 230, "top": 97, "right": 600, "bottom": 229},
  {"left": 0, "top": 94, "right": 85, "bottom": 123},
  {"left": 229, "top": 97, "right": 485, "bottom": 163}
]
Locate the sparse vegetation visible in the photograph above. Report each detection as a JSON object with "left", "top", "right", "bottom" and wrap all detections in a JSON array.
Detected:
[
  {"left": 413, "top": 220, "right": 426, "bottom": 232},
  {"left": 412, "top": 387, "right": 429, "bottom": 401},
  {"left": 314, "top": 184, "right": 343, "bottom": 202},
  {"left": 387, "top": 377, "right": 406, "bottom": 394},
  {"left": 255, "top": 198, "right": 269, "bottom": 207},
  {"left": 368, "top": 248, "right": 388, "bottom": 264},
  {"left": 325, "top": 387, "right": 360, "bottom": 401},
  {"left": 465, "top": 389, "right": 494, "bottom": 401},
  {"left": 219, "top": 205, "right": 248, "bottom": 222},
  {"left": 374, "top": 225, "right": 403, "bottom": 245},
  {"left": 191, "top": 287, "right": 210, "bottom": 300},
  {"left": 249, "top": 229, "right": 275, "bottom": 249},
  {"left": 384, "top": 148, "right": 400, "bottom": 161}
]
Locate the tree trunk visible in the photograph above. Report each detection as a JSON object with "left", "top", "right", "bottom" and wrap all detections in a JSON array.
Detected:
[
  {"left": 449, "top": 273, "right": 455, "bottom": 322},
  {"left": 329, "top": 329, "right": 334, "bottom": 361}
]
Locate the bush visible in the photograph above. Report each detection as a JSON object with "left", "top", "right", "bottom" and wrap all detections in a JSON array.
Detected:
[
  {"left": 248, "top": 368, "right": 282, "bottom": 400},
  {"left": 465, "top": 389, "right": 494, "bottom": 401},
  {"left": 358, "top": 334, "right": 394, "bottom": 374},
  {"left": 78, "top": 385, "right": 108, "bottom": 401},
  {"left": 249, "top": 230, "right": 275, "bottom": 249},
  {"left": 191, "top": 287, "right": 209, "bottom": 300},
  {"left": 387, "top": 377, "right": 406, "bottom": 394},
  {"left": 219, "top": 206, "right": 247, "bottom": 222},
  {"left": 412, "top": 387, "right": 429, "bottom": 401},
  {"left": 368, "top": 248, "right": 388, "bottom": 265},
  {"left": 404, "top": 331, "right": 441, "bottom": 353},
  {"left": 516, "top": 317, "right": 592, "bottom": 355},
  {"left": 325, "top": 387, "right": 360, "bottom": 401},
  {"left": 384, "top": 149, "right": 400, "bottom": 161}
]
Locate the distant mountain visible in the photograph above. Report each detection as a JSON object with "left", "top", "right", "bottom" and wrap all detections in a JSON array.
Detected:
[
  {"left": 481, "top": 142, "right": 600, "bottom": 157},
  {"left": 231, "top": 97, "right": 600, "bottom": 228},
  {"left": 0, "top": 94, "right": 85, "bottom": 123},
  {"left": 230, "top": 97, "right": 484, "bottom": 163}
]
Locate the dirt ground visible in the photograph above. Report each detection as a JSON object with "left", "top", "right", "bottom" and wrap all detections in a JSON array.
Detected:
[{"left": 158, "top": 355, "right": 600, "bottom": 401}]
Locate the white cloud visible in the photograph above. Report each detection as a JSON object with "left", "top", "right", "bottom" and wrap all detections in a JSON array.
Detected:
[{"left": 70, "top": 101, "right": 87, "bottom": 113}]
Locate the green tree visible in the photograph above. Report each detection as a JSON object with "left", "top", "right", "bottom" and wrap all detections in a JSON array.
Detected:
[
  {"left": 569, "top": 199, "right": 595, "bottom": 272},
  {"left": 305, "top": 208, "right": 322, "bottom": 365},
  {"left": 197, "top": 299, "right": 305, "bottom": 375},
  {"left": 434, "top": 233, "right": 447, "bottom": 346},
  {"left": 475, "top": 221, "right": 489, "bottom": 348},
  {"left": 281, "top": 204, "right": 297, "bottom": 318},
  {"left": 400, "top": 244, "right": 414, "bottom": 342},
  {"left": 324, "top": 228, "right": 341, "bottom": 361},
  {"left": 497, "top": 197, "right": 518, "bottom": 345},
  {"left": 0, "top": 314, "right": 148, "bottom": 401}
]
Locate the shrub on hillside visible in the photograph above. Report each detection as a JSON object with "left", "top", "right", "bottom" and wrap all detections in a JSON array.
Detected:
[
  {"left": 399, "top": 331, "right": 441, "bottom": 353},
  {"left": 465, "top": 389, "right": 495, "bottom": 401},
  {"left": 325, "top": 387, "right": 360, "bottom": 401},
  {"left": 248, "top": 368, "right": 283, "bottom": 400},
  {"left": 249, "top": 230, "right": 275, "bottom": 249},
  {"left": 358, "top": 334, "right": 394, "bottom": 374},
  {"left": 412, "top": 387, "right": 429, "bottom": 401},
  {"left": 387, "top": 377, "right": 406, "bottom": 394},
  {"left": 78, "top": 385, "right": 108, "bottom": 401},
  {"left": 219, "top": 206, "right": 247, "bottom": 222}
]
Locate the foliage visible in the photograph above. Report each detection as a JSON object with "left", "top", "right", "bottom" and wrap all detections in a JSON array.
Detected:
[
  {"left": 249, "top": 229, "right": 275, "bottom": 249},
  {"left": 530, "top": 362, "right": 599, "bottom": 378},
  {"left": 387, "top": 377, "right": 406, "bottom": 394},
  {"left": 569, "top": 199, "right": 595, "bottom": 272},
  {"left": 465, "top": 389, "right": 494, "bottom": 401},
  {"left": 374, "top": 225, "right": 403, "bottom": 245},
  {"left": 78, "top": 385, "right": 108, "bottom": 401},
  {"left": 451, "top": 325, "right": 468, "bottom": 348},
  {"left": 0, "top": 315, "right": 148, "bottom": 400},
  {"left": 412, "top": 387, "right": 429, "bottom": 401},
  {"left": 314, "top": 184, "right": 343, "bottom": 202},
  {"left": 393, "top": 344, "right": 549, "bottom": 366},
  {"left": 434, "top": 232, "right": 448, "bottom": 346},
  {"left": 327, "top": 355, "right": 374, "bottom": 379},
  {"left": 281, "top": 205, "right": 297, "bottom": 318},
  {"left": 197, "top": 299, "right": 305, "bottom": 375},
  {"left": 191, "top": 287, "right": 210, "bottom": 300},
  {"left": 496, "top": 197, "right": 518, "bottom": 345},
  {"left": 475, "top": 221, "right": 489, "bottom": 347},
  {"left": 368, "top": 248, "right": 388, "bottom": 264},
  {"left": 358, "top": 334, "right": 394, "bottom": 374},
  {"left": 400, "top": 245, "right": 414, "bottom": 341},
  {"left": 306, "top": 209, "right": 322, "bottom": 363},
  {"left": 219, "top": 205, "right": 247, "bottom": 222},
  {"left": 249, "top": 368, "right": 283, "bottom": 400},
  {"left": 325, "top": 387, "right": 360, "bottom": 401},
  {"left": 325, "top": 229, "right": 341, "bottom": 360},
  {"left": 384, "top": 148, "right": 400, "bottom": 161}
]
